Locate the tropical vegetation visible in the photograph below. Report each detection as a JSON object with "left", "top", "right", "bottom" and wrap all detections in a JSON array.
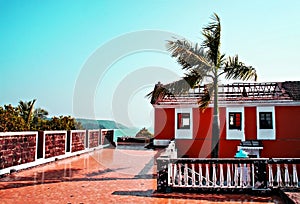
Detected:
[{"left": 0, "top": 99, "right": 82, "bottom": 132}]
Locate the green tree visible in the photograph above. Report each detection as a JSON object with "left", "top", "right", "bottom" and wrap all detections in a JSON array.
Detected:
[
  {"left": 31, "top": 108, "right": 49, "bottom": 130},
  {"left": 136, "top": 127, "right": 153, "bottom": 139},
  {"left": 18, "top": 99, "right": 36, "bottom": 129},
  {"left": 149, "top": 13, "right": 257, "bottom": 158},
  {"left": 0, "top": 105, "right": 27, "bottom": 132},
  {"left": 49, "top": 116, "right": 82, "bottom": 130}
]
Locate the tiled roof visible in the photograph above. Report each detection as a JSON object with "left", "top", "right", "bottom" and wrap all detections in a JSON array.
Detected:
[
  {"left": 282, "top": 81, "right": 300, "bottom": 100},
  {"left": 152, "top": 81, "right": 300, "bottom": 105}
]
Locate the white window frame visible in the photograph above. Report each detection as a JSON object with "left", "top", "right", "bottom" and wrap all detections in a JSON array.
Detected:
[
  {"left": 175, "top": 108, "right": 193, "bottom": 139},
  {"left": 226, "top": 107, "right": 245, "bottom": 140},
  {"left": 257, "top": 106, "right": 276, "bottom": 140}
]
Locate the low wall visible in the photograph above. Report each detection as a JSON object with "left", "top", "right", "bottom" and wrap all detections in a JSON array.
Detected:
[
  {"left": 0, "top": 132, "right": 37, "bottom": 169},
  {"left": 0, "top": 129, "right": 113, "bottom": 175},
  {"left": 43, "top": 131, "right": 67, "bottom": 159},
  {"left": 87, "top": 130, "right": 100, "bottom": 148},
  {"left": 70, "top": 130, "right": 86, "bottom": 153}
]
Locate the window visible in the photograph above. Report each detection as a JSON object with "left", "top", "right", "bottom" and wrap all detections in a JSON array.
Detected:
[
  {"left": 229, "top": 112, "right": 242, "bottom": 130},
  {"left": 177, "top": 113, "right": 190, "bottom": 129},
  {"left": 259, "top": 112, "right": 273, "bottom": 129}
]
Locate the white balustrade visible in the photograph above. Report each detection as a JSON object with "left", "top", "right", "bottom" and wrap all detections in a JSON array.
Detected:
[{"left": 164, "top": 159, "right": 299, "bottom": 190}]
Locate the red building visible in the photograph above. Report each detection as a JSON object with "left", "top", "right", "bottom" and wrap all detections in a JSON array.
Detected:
[{"left": 151, "top": 81, "right": 300, "bottom": 158}]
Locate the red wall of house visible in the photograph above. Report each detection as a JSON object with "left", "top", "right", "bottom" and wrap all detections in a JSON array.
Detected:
[
  {"left": 154, "top": 105, "right": 300, "bottom": 158},
  {"left": 154, "top": 108, "right": 175, "bottom": 140},
  {"left": 260, "top": 106, "right": 300, "bottom": 158},
  {"left": 244, "top": 107, "right": 257, "bottom": 140},
  {"left": 175, "top": 139, "right": 211, "bottom": 158}
]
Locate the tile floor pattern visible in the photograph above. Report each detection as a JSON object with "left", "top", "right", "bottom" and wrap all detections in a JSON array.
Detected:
[{"left": 0, "top": 145, "right": 283, "bottom": 204}]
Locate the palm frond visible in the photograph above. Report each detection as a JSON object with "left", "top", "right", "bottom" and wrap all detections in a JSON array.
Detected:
[
  {"left": 198, "top": 83, "right": 214, "bottom": 110},
  {"left": 164, "top": 78, "right": 192, "bottom": 95},
  {"left": 183, "top": 69, "right": 203, "bottom": 88},
  {"left": 146, "top": 83, "right": 175, "bottom": 104},
  {"left": 166, "top": 39, "right": 212, "bottom": 70},
  {"left": 223, "top": 55, "right": 257, "bottom": 81},
  {"left": 202, "top": 13, "right": 221, "bottom": 66}
]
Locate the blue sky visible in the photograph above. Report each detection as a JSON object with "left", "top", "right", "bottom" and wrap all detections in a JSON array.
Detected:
[{"left": 1, "top": 0, "right": 300, "bottom": 129}]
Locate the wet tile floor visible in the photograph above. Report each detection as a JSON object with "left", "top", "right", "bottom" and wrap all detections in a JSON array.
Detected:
[{"left": 0, "top": 145, "right": 284, "bottom": 204}]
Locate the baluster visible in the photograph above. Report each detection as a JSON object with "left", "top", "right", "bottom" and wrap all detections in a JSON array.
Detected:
[
  {"left": 276, "top": 164, "right": 282, "bottom": 187},
  {"left": 234, "top": 164, "right": 238, "bottom": 187},
  {"left": 268, "top": 164, "right": 274, "bottom": 187},
  {"left": 284, "top": 164, "right": 290, "bottom": 187},
  {"left": 178, "top": 163, "right": 182, "bottom": 186},
  {"left": 240, "top": 163, "right": 244, "bottom": 187},
  {"left": 184, "top": 163, "right": 188, "bottom": 186},
  {"left": 246, "top": 164, "right": 251, "bottom": 187},
  {"left": 168, "top": 163, "right": 172, "bottom": 185},
  {"left": 173, "top": 163, "right": 177, "bottom": 186},
  {"left": 205, "top": 164, "right": 210, "bottom": 187},
  {"left": 292, "top": 164, "right": 298, "bottom": 187},
  {"left": 219, "top": 164, "right": 224, "bottom": 187},
  {"left": 227, "top": 164, "right": 231, "bottom": 187},
  {"left": 199, "top": 164, "right": 203, "bottom": 187},
  {"left": 212, "top": 163, "right": 217, "bottom": 187},
  {"left": 251, "top": 163, "right": 255, "bottom": 187},
  {"left": 191, "top": 163, "right": 195, "bottom": 186}
]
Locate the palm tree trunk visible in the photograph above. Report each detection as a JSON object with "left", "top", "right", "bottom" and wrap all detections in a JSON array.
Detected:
[{"left": 211, "top": 77, "right": 220, "bottom": 158}]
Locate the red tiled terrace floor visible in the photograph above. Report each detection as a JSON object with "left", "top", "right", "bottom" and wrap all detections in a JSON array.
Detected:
[{"left": 0, "top": 145, "right": 284, "bottom": 204}]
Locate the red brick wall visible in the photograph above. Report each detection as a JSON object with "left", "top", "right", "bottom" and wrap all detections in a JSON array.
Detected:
[
  {"left": 71, "top": 131, "right": 85, "bottom": 153},
  {"left": 88, "top": 130, "right": 99, "bottom": 148},
  {"left": 0, "top": 133, "right": 36, "bottom": 169},
  {"left": 44, "top": 133, "right": 66, "bottom": 159}
]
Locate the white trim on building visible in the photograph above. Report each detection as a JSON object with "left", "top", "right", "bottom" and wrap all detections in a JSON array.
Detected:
[
  {"left": 226, "top": 107, "right": 245, "bottom": 140},
  {"left": 175, "top": 108, "right": 193, "bottom": 139},
  {"left": 256, "top": 106, "right": 276, "bottom": 140}
]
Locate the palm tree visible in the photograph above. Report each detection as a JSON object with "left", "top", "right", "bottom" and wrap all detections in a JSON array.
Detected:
[
  {"left": 18, "top": 99, "right": 36, "bottom": 129},
  {"left": 33, "top": 108, "right": 49, "bottom": 120},
  {"left": 149, "top": 13, "right": 257, "bottom": 158}
]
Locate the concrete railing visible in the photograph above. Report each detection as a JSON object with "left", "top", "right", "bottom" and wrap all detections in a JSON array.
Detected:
[
  {"left": 0, "top": 129, "right": 115, "bottom": 175},
  {"left": 157, "top": 157, "right": 300, "bottom": 192}
]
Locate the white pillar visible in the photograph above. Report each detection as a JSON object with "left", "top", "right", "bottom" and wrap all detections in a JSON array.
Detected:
[
  {"left": 227, "top": 164, "right": 232, "bottom": 187},
  {"left": 173, "top": 163, "right": 177, "bottom": 186},
  {"left": 220, "top": 164, "right": 224, "bottom": 187},
  {"left": 184, "top": 163, "right": 188, "bottom": 186},
  {"left": 168, "top": 163, "right": 172, "bottom": 186},
  {"left": 284, "top": 164, "right": 290, "bottom": 187},
  {"left": 205, "top": 164, "right": 210, "bottom": 187},
  {"left": 234, "top": 164, "right": 239, "bottom": 187},
  {"left": 199, "top": 164, "right": 203, "bottom": 187},
  {"left": 191, "top": 163, "right": 195, "bottom": 186},
  {"left": 246, "top": 164, "right": 251, "bottom": 187},
  {"left": 178, "top": 163, "right": 182, "bottom": 187},
  {"left": 292, "top": 164, "right": 298, "bottom": 187},
  {"left": 276, "top": 164, "right": 282, "bottom": 187},
  {"left": 212, "top": 163, "right": 217, "bottom": 187},
  {"left": 268, "top": 164, "right": 274, "bottom": 187},
  {"left": 239, "top": 163, "right": 243, "bottom": 187}
]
